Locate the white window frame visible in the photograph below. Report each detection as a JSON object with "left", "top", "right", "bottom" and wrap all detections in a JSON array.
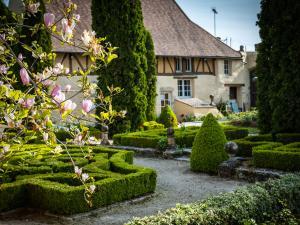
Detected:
[
  {"left": 175, "top": 57, "right": 182, "bottom": 73},
  {"left": 224, "top": 59, "right": 231, "bottom": 75},
  {"left": 160, "top": 92, "right": 171, "bottom": 109},
  {"left": 185, "top": 58, "right": 192, "bottom": 72},
  {"left": 178, "top": 80, "right": 192, "bottom": 98}
]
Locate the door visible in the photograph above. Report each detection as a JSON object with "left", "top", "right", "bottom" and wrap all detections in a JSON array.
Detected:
[{"left": 229, "top": 87, "right": 237, "bottom": 100}]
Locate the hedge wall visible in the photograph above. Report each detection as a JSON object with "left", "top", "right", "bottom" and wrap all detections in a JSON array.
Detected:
[
  {"left": 113, "top": 126, "right": 249, "bottom": 149},
  {"left": 0, "top": 144, "right": 156, "bottom": 214},
  {"left": 126, "top": 175, "right": 300, "bottom": 225},
  {"left": 234, "top": 133, "right": 300, "bottom": 157},
  {"left": 253, "top": 142, "right": 300, "bottom": 171}
]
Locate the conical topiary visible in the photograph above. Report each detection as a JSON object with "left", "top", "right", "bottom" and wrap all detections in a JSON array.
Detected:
[
  {"left": 158, "top": 105, "right": 178, "bottom": 128},
  {"left": 190, "top": 113, "right": 228, "bottom": 173}
]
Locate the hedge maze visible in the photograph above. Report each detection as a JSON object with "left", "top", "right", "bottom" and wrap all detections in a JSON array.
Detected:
[
  {"left": 0, "top": 145, "right": 156, "bottom": 214},
  {"left": 113, "top": 125, "right": 249, "bottom": 149}
]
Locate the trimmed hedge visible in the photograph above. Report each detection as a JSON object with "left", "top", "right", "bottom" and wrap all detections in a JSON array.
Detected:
[
  {"left": 142, "top": 121, "right": 164, "bottom": 130},
  {"left": 253, "top": 142, "right": 300, "bottom": 171},
  {"left": 190, "top": 114, "right": 228, "bottom": 173},
  {"left": 126, "top": 174, "right": 300, "bottom": 225},
  {"left": 234, "top": 133, "right": 300, "bottom": 157},
  {"left": 0, "top": 144, "right": 156, "bottom": 214},
  {"left": 113, "top": 125, "right": 249, "bottom": 149}
]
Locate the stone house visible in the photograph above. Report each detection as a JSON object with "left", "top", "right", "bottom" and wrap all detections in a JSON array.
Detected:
[{"left": 10, "top": 0, "right": 257, "bottom": 119}]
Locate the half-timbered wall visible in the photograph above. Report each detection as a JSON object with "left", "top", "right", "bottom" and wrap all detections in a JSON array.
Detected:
[
  {"left": 56, "top": 53, "right": 93, "bottom": 73},
  {"left": 157, "top": 56, "right": 215, "bottom": 75}
]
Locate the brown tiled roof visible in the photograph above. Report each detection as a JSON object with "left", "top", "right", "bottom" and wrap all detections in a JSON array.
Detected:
[
  {"left": 47, "top": 0, "right": 241, "bottom": 58},
  {"left": 46, "top": 0, "right": 92, "bottom": 53}
]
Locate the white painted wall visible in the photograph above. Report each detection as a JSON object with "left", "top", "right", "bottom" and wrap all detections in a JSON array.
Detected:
[{"left": 155, "top": 58, "right": 252, "bottom": 115}]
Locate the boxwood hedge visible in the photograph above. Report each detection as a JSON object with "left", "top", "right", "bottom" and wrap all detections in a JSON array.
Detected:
[
  {"left": 234, "top": 133, "right": 300, "bottom": 157},
  {"left": 253, "top": 142, "right": 300, "bottom": 171},
  {"left": 113, "top": 125, "right": 249, "bottom": 149},
  {"left": 0, "top": 144, "right": 156, "bottom": 214},
  {"left": 126, "top": 174, "right": 300, "bottom": 225}
]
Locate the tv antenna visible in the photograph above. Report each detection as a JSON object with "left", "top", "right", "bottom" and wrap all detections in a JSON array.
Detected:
[{"left": 212, "top": 7, "right": 218, "bottom": 36}]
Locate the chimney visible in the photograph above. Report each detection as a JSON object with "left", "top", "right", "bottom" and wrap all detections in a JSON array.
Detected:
[{"left": 239, "top": 45, "right": 244, "bottom": 52}]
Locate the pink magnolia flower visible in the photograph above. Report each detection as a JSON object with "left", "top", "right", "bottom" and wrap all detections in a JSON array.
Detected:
[
  {"left": 89, "top": 185, "right": 96, "bottom": 193},
  {"left": 44, "top": 13, "right": 55, "bottom": 27},
  {"left": 3, "top": 145, "right": 10, "bottom": 153},
  {"left": 64, "top": 84, "right": 72, "bottom": 92},
  {"left": 0, "top": 64, "right": 8, "bottom": 74},
  {"left": 74, "top": 166, "right": 82, "bottom": 176},
  {"left": 51, "top": 85, "right": 61, "bottom": 97},
  {"left": 81, "top": 173, "right": 89, "bottom": 182},
  {"left": 74, "top": 14, "right": 80, "bottom": 22},
  {"left": 53, "top": 91, "right": 65, "bottom": 104},
  {"left": 19, "top": 98, "right": 35, "bottom": 108},
  {"left": 43, "top": 133, "right": 49, "bottom": 142},
  {"left": 27, "top": 2, "right": 40, "bottom": 14},
  {"left": 52, "top": 63, "right": 64, "bottom": 75},
  {"left": 18, "top": 53, "right": 23, "bottom": 61},
  {"left": 82, "top": 99, "right": 93, "bottom": 113},
  {"left": 61, "top": 18, "right": 76, "bottom": 42},
  {"left": 20, "top": 68, "right": 30, "bottom": 85},
  {"left": 62, "top": 100, "right": 77, "bottom": 112}
]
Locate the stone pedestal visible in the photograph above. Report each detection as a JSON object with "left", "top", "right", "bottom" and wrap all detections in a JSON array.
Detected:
[
  {"left": 100, "top": 125, "right": 110, "bottom": 145},
  {"left": 166, "top": 127, "right": 176, "bottom": 150}
]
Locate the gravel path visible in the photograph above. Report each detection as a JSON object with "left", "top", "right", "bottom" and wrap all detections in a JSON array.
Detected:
[{"left": 0, "top": 157, "right": 246, "bottom": 225}]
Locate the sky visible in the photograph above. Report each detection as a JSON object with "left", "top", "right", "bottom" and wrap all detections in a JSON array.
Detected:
[{"left": 175, "top": 0, "right": 261, "bottom": 51}]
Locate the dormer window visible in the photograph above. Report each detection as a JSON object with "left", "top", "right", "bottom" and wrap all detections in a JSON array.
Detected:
[
  {"left": 175, "top": 57, "right": 182, "bottom": 73},
  {"left": 185, "top": 58, "right": 192, "bottom": 72}
]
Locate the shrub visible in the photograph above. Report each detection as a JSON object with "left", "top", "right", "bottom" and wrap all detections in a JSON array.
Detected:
[
  {"left": 253, "top": 142, "right": 300, "bottom": 171},
  {"left": 142, "top": 121, "right": 164, "bottom": 130},
  {"left": 227, "top": 110, "right": 258, "bottom": 127},
  {"left": 0, "top": 144, "right": 156, "bottom": 214},
  {"left": 190, "top": 113, "right": 228, "bottom": 173},
  {"left": 126, "top": 175, "right": 300, "bottom": 225},
  {"left": 158, "top": 106, "right": 178, "bottom": 128}
]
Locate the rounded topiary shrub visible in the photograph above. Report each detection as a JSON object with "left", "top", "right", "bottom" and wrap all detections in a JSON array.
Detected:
[
  {"left": 190, "top": 113, "right": 228, "bottom": 173},
  {"left": 158, "top": 106, "right": 178, "bottom": 128}
]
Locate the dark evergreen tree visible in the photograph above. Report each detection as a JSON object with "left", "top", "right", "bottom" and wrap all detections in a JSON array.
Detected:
[
  {"left": 256, "top": 0, "right": 300, "bottom": 133},
  {"left": 144, "top": 30, "right": 157, "bottom": 121},
  {"left": 20, "top": 0, "right": 52, "bottom": 73},
  {"left": 92, "top": 0, "right": 157, "bottom": 131}
]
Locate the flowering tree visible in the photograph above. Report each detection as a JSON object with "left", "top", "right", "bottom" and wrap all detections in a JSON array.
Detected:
[{"left": 0, "top": 0, "right": 121, "bottom": 206}]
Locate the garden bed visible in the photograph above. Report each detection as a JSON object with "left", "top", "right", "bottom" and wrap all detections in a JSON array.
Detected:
[
  {"left": 113, "top": 125, "right": 249, "bottom": 149},
  {"left": 234, "top": 133, "right": 300, "bottom": 157},
  {"left": 126, "top": 174, "right": 300, "bottom": 225},
  {"left": 0, "top": 144, "right": 156, "bottom": 215}
]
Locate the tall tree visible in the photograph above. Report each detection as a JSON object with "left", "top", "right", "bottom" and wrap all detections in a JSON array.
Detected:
[
  {"left": 92, "top": 0, "right": 157, "bottom": 131},
  {"left": 256, "top": 0, "right": 300, "bottom": 133},
  {"left": 144, "top": 30, "right": 157, "bottom": 121}
]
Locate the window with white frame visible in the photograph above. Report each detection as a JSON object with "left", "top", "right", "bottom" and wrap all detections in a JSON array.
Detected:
[
  {"left": 175, "top": 57, "right": 182, "bottom": 72},
  {"left": 185, "top": 58, "right": 192, "bottom": 72},
  {"left": 178, "top": 80, "right": 192, "bottom": 97},
  {"left": 160, "top": 92, "right": 171, "bottom": 109},
  {"left": 224, "top": 59, "right": 231, "bottom": 75}
]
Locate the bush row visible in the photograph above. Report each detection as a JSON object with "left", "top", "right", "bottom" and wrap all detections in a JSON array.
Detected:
[
  {"left": 113, "top": 126, "right": 249, "bottom": 149},
  {"left": 234, "top": 133, "right": 300, "bottom": 157},
  {"left": 126, "top": 175, "right": 300, "bottom": 225},
  {"left": 253, "top": 142, "right": 300, "bottom": 171},
  {"left": 0, "top": 145, "right": 156, "bottom": 214}
]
